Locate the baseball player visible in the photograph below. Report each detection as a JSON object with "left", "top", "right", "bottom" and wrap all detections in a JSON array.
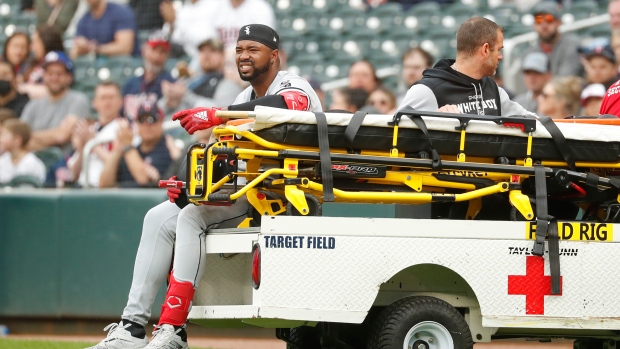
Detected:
[{"left": 86, "top": 24, "right": 321, "bottom": 349}]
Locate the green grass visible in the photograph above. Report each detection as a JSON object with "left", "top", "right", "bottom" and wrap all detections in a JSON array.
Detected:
[
  {"left": 0, "top": 338, "right": 215, "bottom": 349},
  {"left": 0, "top": 338, "right": 97, "bottom": 349}
]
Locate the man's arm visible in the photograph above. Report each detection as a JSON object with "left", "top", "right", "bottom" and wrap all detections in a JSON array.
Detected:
[
  {"left": 396, "top": 84, "right": 439, "bottom": 112},
  {"left": 28, "top": 115, "right": 79, "bottom": 151},
  {"left": 498, "top": 87, "right": 537, "bottom": 117},
  {"left": 97, "top": 30, "right": 135, "bottom": 56},
  {"left": 99, "top": 145, "right": 122, "bottom": 188}
]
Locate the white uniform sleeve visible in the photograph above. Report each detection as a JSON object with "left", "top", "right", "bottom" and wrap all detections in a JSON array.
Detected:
[
  {"left": 396, "top": 84, "right": 439, "bottom": 112},
  {"left": 499, "top": 87, "right": 537, "bottom": 117}
]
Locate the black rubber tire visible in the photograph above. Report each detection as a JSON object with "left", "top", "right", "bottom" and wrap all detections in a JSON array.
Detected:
[
  {"left": 286, "top": 194, "right": 322, "bottom": 216},
  {"left": 367, "top": 296, "right": 474, "bottom": 349},
  {"left": 285, "top": 326, "right": 322, "bottom": 349}
]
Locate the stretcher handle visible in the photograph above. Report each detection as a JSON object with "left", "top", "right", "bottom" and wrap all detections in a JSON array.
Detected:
[
  {"left": 216, "top": 111, "right": 257, "bottom": 119},
  {"left": 158, "top": 180, "right": 186, "bottom": 189},
  {"left": 395, "top": 107, "right": 537, "bottom": 133}
]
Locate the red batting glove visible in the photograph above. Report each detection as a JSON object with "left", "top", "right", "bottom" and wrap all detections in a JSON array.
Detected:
[
  {"left": 166, "top": 176, "right": 182, "bottom": 203},
  {"left": 172, "top": 107, "right": 223, "bottom": 135}
]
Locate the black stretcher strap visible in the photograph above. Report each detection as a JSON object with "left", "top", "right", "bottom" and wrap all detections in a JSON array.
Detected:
[
  {"left": 538, "top": 116, "right": 576, "bottom": 171},
  {"left": 315, "top": 112, "right": 334, "bottom": 202},
  {"left": 533, "top": 165, "right": 561, "bottom": 295},
  {"left": 344, "top": 111, "right": 369, "bottom": 150},
  {"left": 403, "top": 114, "right": 442, "bottom": 170}
]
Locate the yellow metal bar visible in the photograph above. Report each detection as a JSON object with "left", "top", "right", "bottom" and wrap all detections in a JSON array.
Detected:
[
  {"left": 390, "top": 125, "right": 399, "bottom": 157},
  {"left": 516, "top": 159, "right": 620, "bottom": 169},
  {"left": 228, "top": 168, "right": 297, "bottom": 200},
  {"left": 457, "top": 129, "right": 466, "bottom": 162},
  {"left": 209, "top": 174, "right": 233, "bottom": 194},
  {"left": 302, "top": 181, "right": 509, "bottom": 204}
]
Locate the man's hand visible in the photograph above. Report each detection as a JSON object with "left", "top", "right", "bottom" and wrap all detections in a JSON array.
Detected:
[
  {"left": 116, "top": 119, "right": 134, "bottom": 148},
  {"left": 160, "top": 0, "right": 176, "bottom": 24},
  {"left": 172, "top": 107, "right": 222, "bottom": 135},
  {"left": 166, "top": 176, "right": 182, "bottom": 203},
  {"left": 437, "top": 104, "right": 461, "bottom": 114}
]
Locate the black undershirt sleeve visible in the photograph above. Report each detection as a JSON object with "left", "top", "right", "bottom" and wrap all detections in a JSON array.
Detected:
[{"left": 227, "top": 94, "right": 288, "bottom": 111}]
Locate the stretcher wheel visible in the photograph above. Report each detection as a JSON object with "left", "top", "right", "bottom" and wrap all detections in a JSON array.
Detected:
[
  {"left": 367, "top": 296, "right": 473, "bottom": 349},
  {"left": 286, "top": 194, "right": 322, "bottom": 216}
]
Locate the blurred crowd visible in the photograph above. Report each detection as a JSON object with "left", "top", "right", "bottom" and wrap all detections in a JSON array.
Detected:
[{"left": 0, "top": 0, "right": 618, "bottom": 189}]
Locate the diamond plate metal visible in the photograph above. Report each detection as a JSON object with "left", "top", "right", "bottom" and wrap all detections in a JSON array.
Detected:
[{"left": 191, "top": 218, "right": 620, "bottom": 328}]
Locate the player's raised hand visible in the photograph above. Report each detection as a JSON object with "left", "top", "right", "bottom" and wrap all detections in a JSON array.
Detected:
[{"left": 172, "top": 107, "right": 223, "bottom": 135}]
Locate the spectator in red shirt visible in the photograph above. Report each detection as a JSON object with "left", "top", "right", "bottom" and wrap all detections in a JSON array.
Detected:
[{"left": 600, "top": 79, "right": 620, "bottom": 117}]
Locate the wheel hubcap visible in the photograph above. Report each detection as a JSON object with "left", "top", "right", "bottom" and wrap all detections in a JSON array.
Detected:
[{"left": 404, "top": 321, "right": 454, "bottom": 349}]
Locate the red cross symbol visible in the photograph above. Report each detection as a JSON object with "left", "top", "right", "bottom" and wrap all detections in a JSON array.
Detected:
[{"left": 507, "top": 256, "right": 563, "bottom": 315}]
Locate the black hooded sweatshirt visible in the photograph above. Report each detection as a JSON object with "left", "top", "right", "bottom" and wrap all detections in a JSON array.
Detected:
[{"left": 398, "top": 59, "right": 530, "bottom": 117}]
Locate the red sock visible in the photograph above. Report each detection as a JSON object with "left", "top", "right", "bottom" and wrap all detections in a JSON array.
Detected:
[{"left": 158, "top": 274, "right": 195, "bottom": 326}]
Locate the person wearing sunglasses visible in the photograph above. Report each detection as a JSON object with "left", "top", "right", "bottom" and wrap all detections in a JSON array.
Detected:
[
  {"left": 99, "top": 100, "right": 179, "bottom": 188},
  {"left": 524, "top": 1, "right": 582, "bottom": 78},
  {"left": 368, "top": 87, "right": 397, "bottom": 115}
]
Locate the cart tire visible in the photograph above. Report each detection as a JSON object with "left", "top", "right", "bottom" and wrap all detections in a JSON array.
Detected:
[
  {"left": 367, "top": 296, "right": 473, "bottom": 349},
  {"left": 286, "top": 194, "right": 322, "bottom": 216},
  {"left": 285, "top": 326, "right": 322, "bottom": 349}
]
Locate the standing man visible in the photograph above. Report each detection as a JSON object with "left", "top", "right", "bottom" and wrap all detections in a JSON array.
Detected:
[
  {"left": 524, "top": 1, "right": 582, "bottom": 77},
  {"left": 122, "top": 31, "right": 175, "bottom": 121},
  {"left": 514, "top": 52, "right": 552, "bottom": 113},
  {"left": 399, "top": 17, "right": 531, "bottom": 116},
  {"left": 85, "top": 24, "right": 321, "bottom": 349}
]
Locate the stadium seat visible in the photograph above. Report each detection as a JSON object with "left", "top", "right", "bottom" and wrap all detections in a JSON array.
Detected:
[
  {"left": 445, "top": 2, "right": 478, "bottom": 18},
  {"left": 34, "top": 147, "right": 64, "bottom": 173},
  {"left": 5, "top": 175, "right": 42, "bottom": 188},
  {"left": 408, "top": 1, "right": 441, "bottom": 15},
  {"left": 569, "top": 1, "right": 600, "bottom": 20}
]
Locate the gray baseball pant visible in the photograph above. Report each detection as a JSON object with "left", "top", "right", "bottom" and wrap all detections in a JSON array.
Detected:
[
  {"left": 172, "top": 196, "right": 249, "bottom": 286},
  {"left": 122, "top": 200, "right": 180, "bottom": 326}
]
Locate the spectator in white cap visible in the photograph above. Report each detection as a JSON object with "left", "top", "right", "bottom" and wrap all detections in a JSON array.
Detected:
[
  {"left": 514, "top": 52, "right": 551, "bottom": 113},
  {"left": 580, "top": 83, "right": 607, "bottom": 116}
]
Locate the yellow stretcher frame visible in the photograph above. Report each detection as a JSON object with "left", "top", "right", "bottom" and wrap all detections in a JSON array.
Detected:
[{"left": 185, "top": 113, "right": 620, "bottom": 222}]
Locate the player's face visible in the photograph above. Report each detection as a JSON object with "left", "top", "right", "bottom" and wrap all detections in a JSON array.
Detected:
[
  {"left": 236, "top": 40, "right": 273, "bottom": 82},
  {"left": 483, "top": 30, "right": 503, "bottom": 77}
]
